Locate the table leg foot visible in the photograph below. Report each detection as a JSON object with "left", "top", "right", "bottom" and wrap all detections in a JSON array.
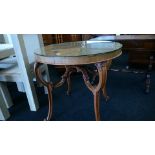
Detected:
[{"left": 93, "top": 91, "right": 100, "bottom": 121}]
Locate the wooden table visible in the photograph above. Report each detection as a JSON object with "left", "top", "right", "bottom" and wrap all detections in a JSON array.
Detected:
[{"left": 34, "top": 41, "right": 122, "bottom": 121}]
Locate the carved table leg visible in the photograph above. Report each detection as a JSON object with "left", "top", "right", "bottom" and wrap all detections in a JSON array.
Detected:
[
  {"left": 94, "top": 62, "right": 108, "bottom": 120},
  {"left": 66, "top": 67, "right": 76, "bottom": 96},
  {"left": 34, "top": 62, "right": 53, "bottom": 121},
  {"left": 86, "top": 65, "right": 109, "bottom": 101},
  {"left": 34, "top": 63, "right": 76, "bottom": 120},
  {"left": 75, "top": 61, "right": 108, "bottom": 121},
  {"left": 34, "top": 62, "right": 108, "bottom": 121},
  {"left": 101, "top": 64, "right": 110, "bottom": 102}
]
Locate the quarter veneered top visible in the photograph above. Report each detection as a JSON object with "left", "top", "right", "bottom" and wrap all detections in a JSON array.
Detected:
[{"left": 35, "top": 41, "right": 122, "bottom": 57}]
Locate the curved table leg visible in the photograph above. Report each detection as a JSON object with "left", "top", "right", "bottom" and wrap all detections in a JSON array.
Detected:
[
  {"left": 94, "top": 62, "right": 108, "bottom": 120},
  {"left": 34, "top": 63, "right": 74, "bottom": 120},
  {"left": 75, "top": 61, "right": 108, "bottom": 121},
  {"left": 34, "top": 62, "right": 53, "bottom": 121},
  {"left": 35, "top": 62, "right": 108, "bottom": 121},
  {"left": 101, "top": 64, "right": 110, "bottom": 102},
  {"left": 86, "top": 65, "right": 109, "bottom": 102},
  {"left": 66, "top": 67, "right": 76, "bottom": 96},
  {"left": 46, "top": 83, "right": 53, "bottom": 121}
]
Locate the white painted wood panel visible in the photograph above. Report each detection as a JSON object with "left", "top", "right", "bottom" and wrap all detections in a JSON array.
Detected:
[{"left": 11, "top": 34, "right": 39, "bottom": 111}]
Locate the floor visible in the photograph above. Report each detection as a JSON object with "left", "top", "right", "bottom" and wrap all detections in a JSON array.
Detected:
[{"left": 7, "top": 53, "right": 155, "bottom": 121}]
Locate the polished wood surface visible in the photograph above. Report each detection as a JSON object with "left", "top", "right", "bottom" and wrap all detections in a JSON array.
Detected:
[
  {"left": 35, "top": 49, "right": 121, "bottom": 66},
  {"left": 35, "top": 41, "right": 122, "bottom": 65},
  {"left": 42, "top": 34, "right": 82, "bottom": 45}
]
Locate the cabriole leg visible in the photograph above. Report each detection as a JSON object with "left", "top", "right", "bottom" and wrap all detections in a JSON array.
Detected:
[{"left": 34, "top": 62, "right": 53, "bottom": 121}]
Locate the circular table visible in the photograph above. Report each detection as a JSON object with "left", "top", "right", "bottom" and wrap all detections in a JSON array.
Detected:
[{"left": 34, "top": 40, "right": 122, "bottom": 121}]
